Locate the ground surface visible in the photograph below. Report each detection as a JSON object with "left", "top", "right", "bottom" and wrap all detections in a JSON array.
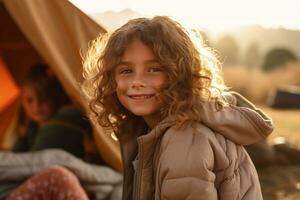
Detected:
[{"left": 256, "top": 107, "right": 300, "bottom": 200}]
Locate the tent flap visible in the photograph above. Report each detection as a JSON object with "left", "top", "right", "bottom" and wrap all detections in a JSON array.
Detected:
[{"left": 3, "top": 0, "right": 122, "bottom": 171}]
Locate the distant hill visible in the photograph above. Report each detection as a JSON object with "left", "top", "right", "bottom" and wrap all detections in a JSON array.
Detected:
[
  {"left": 92, "top": 9, "right": 300, "bottom": 64},
  {"left": 92, "top": 8, "right": 142, "bottom": 30}
]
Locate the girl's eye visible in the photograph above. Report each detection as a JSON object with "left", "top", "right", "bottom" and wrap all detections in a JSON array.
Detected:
[
  {"left": 148, "top": 67, "right": 164, "bottom": 72},
  {"left": 119, "top": 68, "right": 132, "bottom": 74}
]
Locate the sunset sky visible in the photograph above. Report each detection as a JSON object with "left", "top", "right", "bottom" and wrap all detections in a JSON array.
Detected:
[{"left": 70, "top": 0, "right": 300, "bottom": 31}]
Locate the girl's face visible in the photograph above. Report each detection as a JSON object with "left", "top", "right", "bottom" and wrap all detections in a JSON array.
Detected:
[
  {"left": 115, "top": 39, "right": 168, "bottom": 127},
  {"left": 21, "top": 85, "right": 55, "bottom": 125}
]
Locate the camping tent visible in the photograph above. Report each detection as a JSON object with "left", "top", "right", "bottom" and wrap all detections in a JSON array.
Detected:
[{"left": 0, "top": 0, "right": 122, "bottom": 171}]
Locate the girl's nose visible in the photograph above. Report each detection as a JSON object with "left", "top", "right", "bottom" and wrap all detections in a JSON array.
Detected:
[
  {"left": 32, "top": 99, "right": 43, "bottom": 112},
  {"left": 131, "top": 73, "right": 146, "bottom": 89}
]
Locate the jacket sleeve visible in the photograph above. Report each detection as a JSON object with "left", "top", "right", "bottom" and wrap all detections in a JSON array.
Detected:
[
  {"left": 216, "top": 140, "right": 263, "bottom": 200},
  {"left": 158, "top": 127, "right": 220, "bottom": 200}
]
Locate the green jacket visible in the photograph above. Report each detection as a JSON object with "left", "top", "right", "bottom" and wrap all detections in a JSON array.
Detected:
[{"left": 12, "top": 105, "right": 91, "bottom": 158}]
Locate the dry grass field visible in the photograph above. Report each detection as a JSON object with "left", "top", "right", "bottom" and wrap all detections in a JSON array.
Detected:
[
  {"left": 223, "top": 63, "right": 300, "bottom": 104},
  {"left": 263, "top": 107, "right": 300, "bottom": 146}
]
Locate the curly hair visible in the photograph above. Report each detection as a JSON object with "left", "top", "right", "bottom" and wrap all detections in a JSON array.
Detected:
[
  {"left": 82, "top": 16, "right": 229, "bottom": 135},
  {"left": 23, "top": 64, "right": 70, "bottom": 109}
]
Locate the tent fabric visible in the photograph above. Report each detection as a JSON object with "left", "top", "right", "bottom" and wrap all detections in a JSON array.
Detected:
[
  {"left": 0, "top": 57, "right": 20, "bottom": 113},
  {"left": 2, "top": 0, "right": 122, "bottom": 171},
  {"left": 0, "top": 100, "right": 20, "bottom": 149},
  {"left": 0, "top": 57, "right": 20, "bottom": 147}
]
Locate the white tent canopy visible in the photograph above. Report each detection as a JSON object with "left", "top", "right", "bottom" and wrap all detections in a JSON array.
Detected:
[{"left": 2, "top": 0, "right": 122, "bottom": 171}]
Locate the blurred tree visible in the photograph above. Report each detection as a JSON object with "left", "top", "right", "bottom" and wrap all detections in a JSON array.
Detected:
[
  {"left": 244, "top": 42, "right": 261, "bottom": 69},
  {"left": 262, "top": 48, "right": 298, "bottom": 71},
  {"left": 215, "top": 35, "right": 239, "bottom": 66}
]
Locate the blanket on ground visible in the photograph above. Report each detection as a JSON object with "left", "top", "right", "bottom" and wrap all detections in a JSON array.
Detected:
[{"left": 0, "top": 149, "right": 123, "bottom": 200}]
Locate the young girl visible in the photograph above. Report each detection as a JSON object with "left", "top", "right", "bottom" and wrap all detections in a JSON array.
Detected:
[{"left": 82, "top": 16, "right": 273, "bottom": 199}]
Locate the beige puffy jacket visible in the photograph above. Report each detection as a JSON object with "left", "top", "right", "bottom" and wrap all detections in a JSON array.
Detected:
[{"left": 119, "top": 93, "right": 274, "bottom": 200}]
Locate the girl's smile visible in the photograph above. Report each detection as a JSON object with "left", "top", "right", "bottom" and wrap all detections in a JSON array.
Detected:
[
  {"left": 115, "top": 39, "right": 168, "bottom": 127},
  {"left": 127, "top": 94, "right": 155, "bottom": 101}
]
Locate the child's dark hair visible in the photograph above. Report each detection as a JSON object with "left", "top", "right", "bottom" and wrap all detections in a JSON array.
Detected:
[
  {"left": 23, "top": 64, "right": 70, "bottom": 109},
  {"left": 82, "top": 16, "right": 229, "bottom": 135}
]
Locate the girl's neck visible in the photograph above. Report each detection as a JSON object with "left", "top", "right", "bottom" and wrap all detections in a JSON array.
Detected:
[{"left": 143, "top": 112, "right": 162, "bottom": 129}]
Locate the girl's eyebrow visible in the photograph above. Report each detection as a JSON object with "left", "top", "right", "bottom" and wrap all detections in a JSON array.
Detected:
[
  {"left": 118, "top": 59, "right": 160, "bottom": 65},
  {"left": 118, "top": 61, "right": 132, "bottom": 66},
  {"left": 146, "top": 59, "right": 160, "bottom": 64}
]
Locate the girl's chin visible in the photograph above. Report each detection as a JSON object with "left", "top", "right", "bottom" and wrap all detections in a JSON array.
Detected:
[{"left": 34, "top": 117, "right": 50, "bottom": 125}]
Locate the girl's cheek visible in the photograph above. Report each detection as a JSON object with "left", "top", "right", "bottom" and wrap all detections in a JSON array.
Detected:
[
  {"left": 151, "top": 74, "right": 168, "bottom": 88},
  {"left": 115, "top": 77, "right": 130, "bottom": 90}
]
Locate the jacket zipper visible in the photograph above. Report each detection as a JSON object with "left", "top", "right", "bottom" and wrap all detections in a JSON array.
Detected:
[
  {"left": 120, "top": 143, "right": 128, "bottom": 200},
  {"left": 134, "top": 137, "right": 143, "bottom": 200}
]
